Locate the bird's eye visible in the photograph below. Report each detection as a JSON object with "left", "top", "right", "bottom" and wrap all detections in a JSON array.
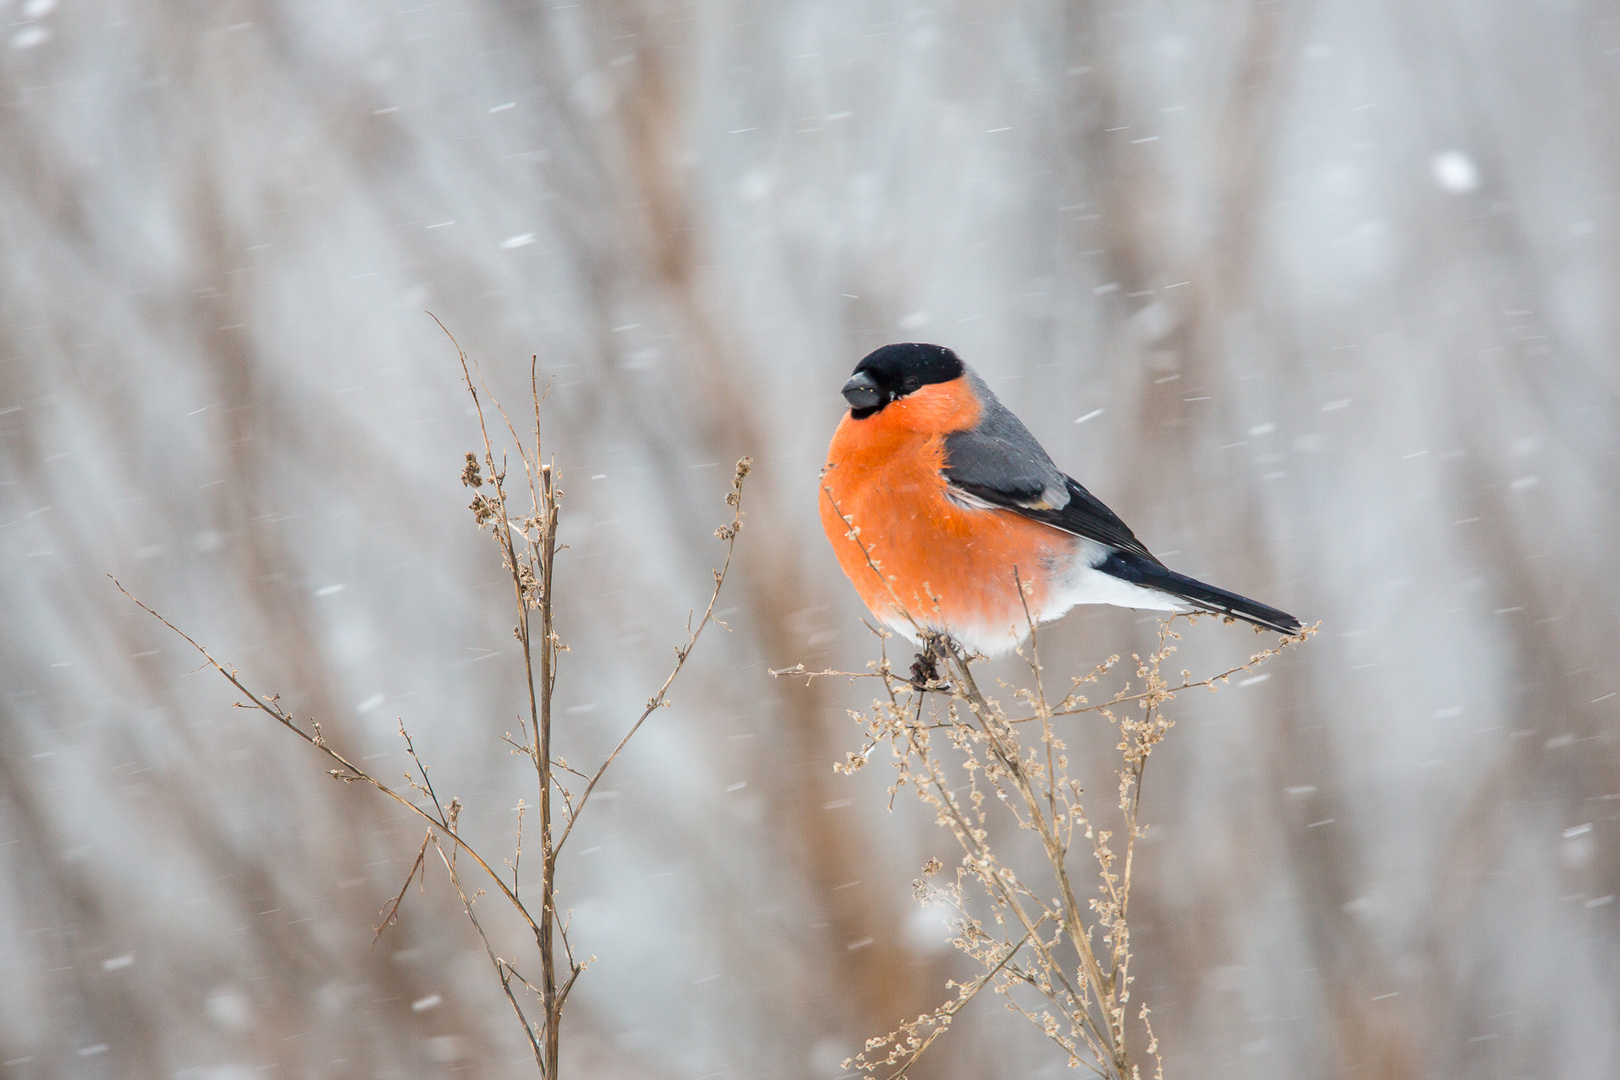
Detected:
[{"left": 903, "top": 376, "right": 920, "bottom": 393}]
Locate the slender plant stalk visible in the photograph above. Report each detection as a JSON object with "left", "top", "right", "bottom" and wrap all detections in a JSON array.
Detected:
[
  {"left": 537, "top": 464, "right": 560, "bottom": 1072},
  {"left": 118, "top": 328, "right": 750, "bottom": 1080}
]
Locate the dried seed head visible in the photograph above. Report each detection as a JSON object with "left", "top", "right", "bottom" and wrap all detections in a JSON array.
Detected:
[
  {"left": 469, "top": 493, "right": 499, "bottom": 526},
  {"left": 461, "top": 452, "right": 483, "bottom": 488},
  {"left": 517, "top": 563, "right": 543, "bottom": 607}
]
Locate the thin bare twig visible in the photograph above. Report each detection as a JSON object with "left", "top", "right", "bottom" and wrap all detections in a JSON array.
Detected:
[
  {"left": 110, "top": 577, "right": 545, "bottom": 939},
  {"left": 428, "top": 835, "right": 547, "bottom": 1077},
  {"left": 373, "top": 831, "right": 432, "bottom": 944},
  {"left": 554, "top": 457, "right": 750, "bottom": 857}
]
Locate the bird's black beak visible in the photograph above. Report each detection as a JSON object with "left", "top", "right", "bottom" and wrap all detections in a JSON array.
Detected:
[{"left": 841, "top": 370, "right": 883, "bottom": 412}]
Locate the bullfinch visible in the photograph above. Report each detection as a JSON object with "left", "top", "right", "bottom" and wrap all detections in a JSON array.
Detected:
[{"left": 820, "top": 342, "right": 1302, "bottom": 658}]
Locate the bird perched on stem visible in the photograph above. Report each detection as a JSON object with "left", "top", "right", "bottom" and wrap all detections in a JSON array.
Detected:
[{"left": 820, "top": 343, "right": 1301, "bottom": 660}]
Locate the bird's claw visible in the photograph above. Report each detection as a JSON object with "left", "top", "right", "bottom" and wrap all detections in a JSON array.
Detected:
[
  {"left": 908, "top": 650, "right": 940, "bottom": 689},
  {"left": 907, "top": 632, "right": 955, "bottom": 690}
]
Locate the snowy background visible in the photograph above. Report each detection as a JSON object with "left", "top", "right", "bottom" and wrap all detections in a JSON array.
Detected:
[{"left": 3, "top": 2, "right": 1619, "bottom": 1078}]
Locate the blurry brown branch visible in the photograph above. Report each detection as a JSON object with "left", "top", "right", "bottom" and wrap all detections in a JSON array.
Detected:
[{"left": 116, "top": 329, "right": 751, "bottom": 1080}]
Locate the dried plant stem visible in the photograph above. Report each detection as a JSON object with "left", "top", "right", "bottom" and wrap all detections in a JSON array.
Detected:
[
  {"left": 533, "top": 465, "right": 561, "bottom": 1069},
  {"left": 952, "top": 648, "right": 1117, "bottom": 1038},
  {"left": 554, "top": 488, "right": 744, "bottom": 856},
  {"left": 106, "top": 580, "right": 541, "bottom": 932},
  {"left": 432, "top": 823, "right": 547, "bottom": 1073},
  {"left": 119, "top": 328, "right": 750, "bottom": 1080}
]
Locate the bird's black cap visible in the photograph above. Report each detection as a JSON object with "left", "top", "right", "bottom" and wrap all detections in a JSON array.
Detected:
[{"left": 842, "top": 343, "right": 964, "bottom": 418}]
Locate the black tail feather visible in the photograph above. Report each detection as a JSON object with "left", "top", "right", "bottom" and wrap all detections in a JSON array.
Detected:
[{"left": 1097, "top": 552, "right": 1302, "bottom": 635}]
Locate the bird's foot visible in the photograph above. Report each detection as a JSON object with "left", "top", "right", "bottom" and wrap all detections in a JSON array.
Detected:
[
  {"left": 908, "top": 650, "right": 940, "bottom": 690},
  {"left": 907, "top": 632, "right": 954, "bottom": 690}
]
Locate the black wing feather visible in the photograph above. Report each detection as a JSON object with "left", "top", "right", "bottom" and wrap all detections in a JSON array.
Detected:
[
  {"left": 1096, "top": 551, "right": 1303, "bottom": 634},
  {"left": 945, "top": 471, "right": 1161, "bottom": 564},
  {"left": 1013, "top": 476, "right": 1161, "bottom": 563}
]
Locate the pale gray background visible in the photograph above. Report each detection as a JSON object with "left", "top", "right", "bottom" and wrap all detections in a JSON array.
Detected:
[{"left": 2, "top": 2, "right": 1617, "bottom": 1078}]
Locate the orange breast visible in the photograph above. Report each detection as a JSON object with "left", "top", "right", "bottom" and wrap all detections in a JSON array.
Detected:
[{"left": 819, "top": 381, "right": 1073, "bottom": 645}]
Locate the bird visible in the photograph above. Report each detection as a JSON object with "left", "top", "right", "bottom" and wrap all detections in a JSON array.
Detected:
[{"left": 819, "top": 342, "right": 1301, "bottom": 660}]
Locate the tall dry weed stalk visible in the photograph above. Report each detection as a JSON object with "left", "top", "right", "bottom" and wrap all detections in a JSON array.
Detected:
[
  {"left": 115, "top": 329, "right": 750, "bottom": 1079},
  {"left": 782, "top": 491, "right": 1311, "bottom": 1078}
]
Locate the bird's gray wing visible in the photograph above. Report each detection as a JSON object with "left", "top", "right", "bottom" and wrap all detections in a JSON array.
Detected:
[{"left": 941, "top": 371, "right": 1160, "bottom": 563}]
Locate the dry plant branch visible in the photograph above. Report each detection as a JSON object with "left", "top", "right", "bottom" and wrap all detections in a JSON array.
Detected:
[
  {"left": 786, "top": 502, "right": 1313, "bottom": 1078},
  {"left": 116, "top": 327, "right": 750, "bottom": 1080}
]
